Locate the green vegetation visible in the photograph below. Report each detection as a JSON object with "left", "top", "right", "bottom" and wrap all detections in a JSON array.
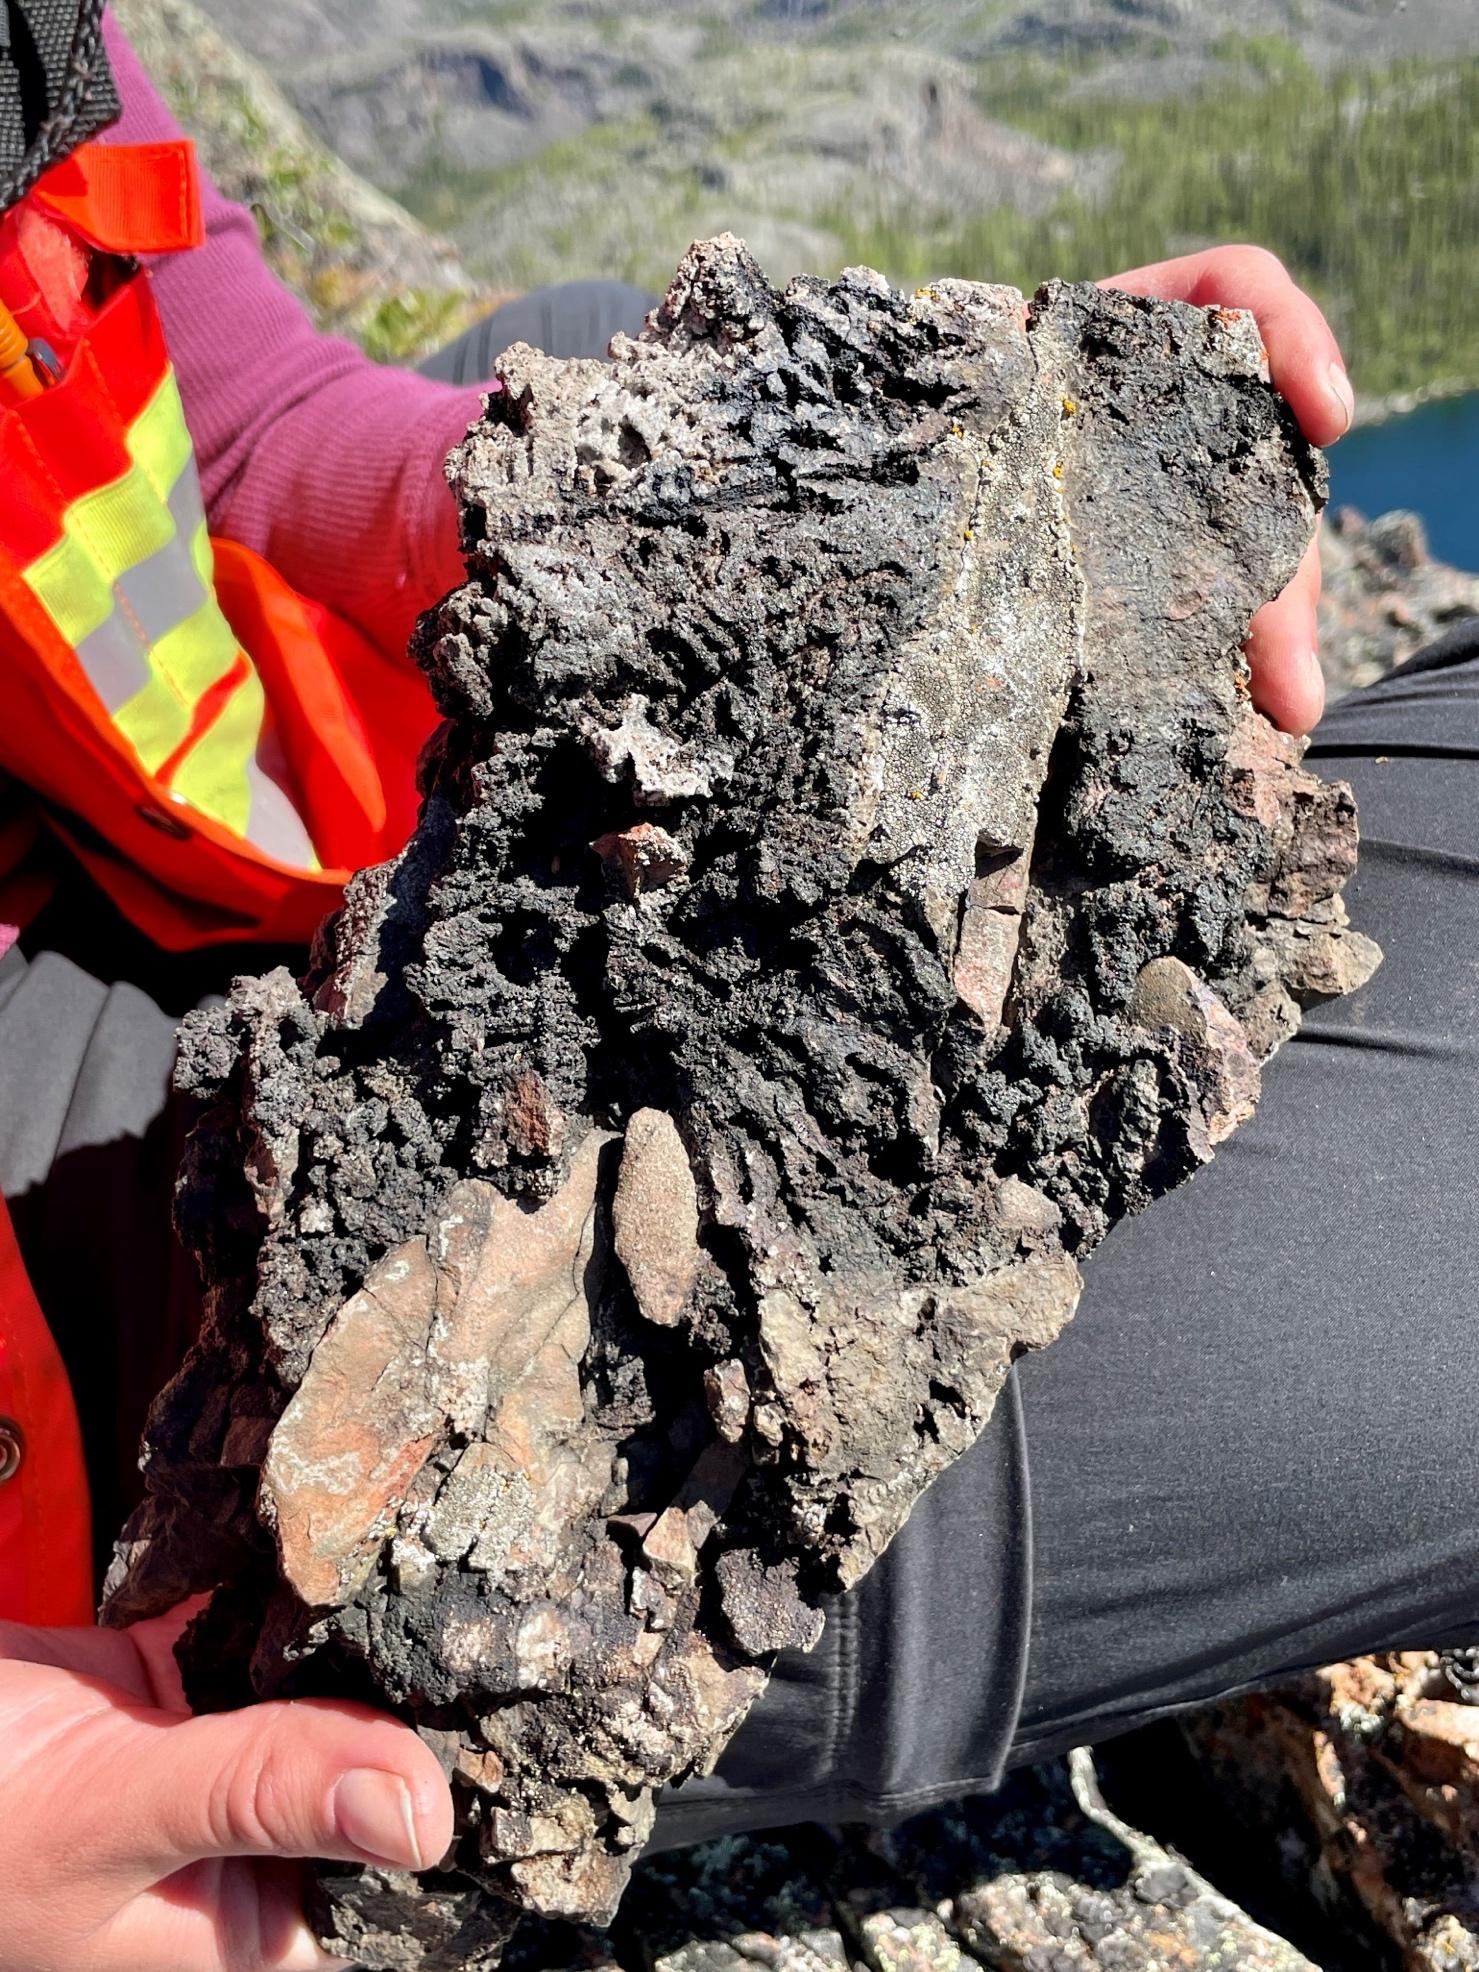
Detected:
[
  {"left": 833, "top": 48, "right": 1479, "bottom": 398},
  {"left": 391, "top": 26, "right": 1477, "bottom": 401},
  {"left": 115, "top": 0, "right": 493, "bottom": 363},
  {"left": 157, "top": 0, "right": 1474, "bottom": 403},
  {"left": 402, "top": 116, "right": 716, "bottom": 297}
]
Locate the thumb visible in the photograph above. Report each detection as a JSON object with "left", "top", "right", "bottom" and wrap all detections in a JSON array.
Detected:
[
  {"left": 88, "top": 1696, "right": 455, "bottom": 1878},
  {"left": 1245, "top": 533, "right": 1325, "bottom": 735}
]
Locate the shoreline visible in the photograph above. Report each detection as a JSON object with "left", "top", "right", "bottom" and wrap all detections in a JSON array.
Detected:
[{"left": 1351, "top": 374, "right": 1477, "bottom": 429}]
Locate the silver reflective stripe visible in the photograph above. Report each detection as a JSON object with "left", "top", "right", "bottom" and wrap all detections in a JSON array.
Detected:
[
  {"left": 167, "top": 465, "right": 207, "bottom": 544},
  {"left": 73, "top": 608, "right": 151, "bottom": 712},
  {"left": 113, "top": 471, "right": 210, "bottom": 648},
  {"left": 71, "top": 468, "right": 211, "bottom": 712},
  {"left": 244, "top": 757, "right": 318, "bottom": 869}
]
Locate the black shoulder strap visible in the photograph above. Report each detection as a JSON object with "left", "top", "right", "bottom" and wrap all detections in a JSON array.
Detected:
[{"left": 0, "top": 0, "right": 118, "bottom": 216}]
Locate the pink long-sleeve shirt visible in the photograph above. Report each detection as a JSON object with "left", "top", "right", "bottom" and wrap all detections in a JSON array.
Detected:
[{"left": 100, "top": 14, "right": 487, "bottom": 658}]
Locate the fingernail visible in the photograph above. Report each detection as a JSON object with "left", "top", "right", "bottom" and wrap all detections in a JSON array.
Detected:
[
  {"left": 333, "top": 1769, "right": 425, "bottom": 1871},
  {"left": 1325, "top": 362, "right": 1355, "bottom": 437}
]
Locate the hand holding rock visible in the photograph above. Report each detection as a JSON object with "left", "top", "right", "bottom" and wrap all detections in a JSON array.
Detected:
[{"left": 0, "top": 1604, "right": 451, "bottom": 1972}]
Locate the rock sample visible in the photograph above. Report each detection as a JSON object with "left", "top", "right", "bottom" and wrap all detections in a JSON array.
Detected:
[
  {"left": 1188, "top": 1654, "right": 1479, "bottom": 1970},
  {"left": 104, "top": 238, "right": 1379, "bottom": 1967}
]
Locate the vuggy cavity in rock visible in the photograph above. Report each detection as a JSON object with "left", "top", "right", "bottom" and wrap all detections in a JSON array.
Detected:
[{"left": 104, "top": 238, "right": 1380, "bottom": 1970}]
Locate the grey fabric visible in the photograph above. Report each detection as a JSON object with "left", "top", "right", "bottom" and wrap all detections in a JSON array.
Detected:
[
  {"left": 417, "top": 280, "right": 657, "bottom": 382},
  {"left": 4, "top": 579, "right": 1476, "bottom": 1839},
  {"left": 0, "top": 947, "right": 175, "bottom": 1198},
  {"left": 1011, "top": 648, "right": 1479, "bottom": 1766},
  {"left": 0, "top": 943, "right": 199, "bottom": 1576}
]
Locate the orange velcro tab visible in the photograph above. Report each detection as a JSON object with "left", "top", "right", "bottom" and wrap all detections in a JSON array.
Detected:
[{"left": 30, "top": 140, "right": 205, "bottom": 256}]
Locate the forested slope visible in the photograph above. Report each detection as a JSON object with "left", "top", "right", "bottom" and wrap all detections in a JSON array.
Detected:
[{"left": 183, "top": 0, "right": 1479, "bottom": 405}]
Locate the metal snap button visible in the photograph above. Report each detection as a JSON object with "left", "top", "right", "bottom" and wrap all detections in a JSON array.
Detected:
[
  {"left": 136, "top": 799, "right": 191, "bottom": 840},
  {"left": 0, "top": 1416, "right": 23, "bottom": 1484}
]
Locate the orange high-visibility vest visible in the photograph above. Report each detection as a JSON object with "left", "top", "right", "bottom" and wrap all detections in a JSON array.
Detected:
[
  {"left": 0, "top": 140, "right": 444, "bottom": 1625},
  {"left": 0, "top": 139, "right": 438, "bottom": 950},
  {"left": 0, "top": 1193, "right": 92, "bottom": 1628}
]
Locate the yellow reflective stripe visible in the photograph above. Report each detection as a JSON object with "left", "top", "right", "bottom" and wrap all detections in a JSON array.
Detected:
[
  {"left": 111, "top": 672, "right": 192, "bottom": 772},
  {"left": 189, "top": 515, "right": 215, "bottom": 591},
  {"left": 113, "top": 593, "right": 241, "bottom": 773},
  {"left": 127, "top": 369, "right": 194, "bottom": 502},
  {"left": 150, "top": 590, "right": 242, "bottom": 713},
  {"left": 20, "top": 369, "right": 193, "bottom": 644},
  {"left": 21, "top": 460, "right": 176, "bottom": 642},
  {"left": 155, "top": 592, "right": 242, "bottom": 708},
  {"left": 68, "top": 470, "right": 173, "bottom": 598},
  {"left": 18, "top": 364, "right": 319, "bottom": 868},
  {"left": 171, "top": 662, "right": 264, "bottom": 838},
  {"left": 23, "top": 524, "right": 115, "bottom": 644}
]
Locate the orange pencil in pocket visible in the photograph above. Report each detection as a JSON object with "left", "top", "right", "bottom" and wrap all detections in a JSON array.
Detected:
[{"left": 0, "top": 298, "right": 59, "bottom": 401}]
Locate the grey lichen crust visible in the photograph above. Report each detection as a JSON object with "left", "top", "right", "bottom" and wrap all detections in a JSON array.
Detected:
[{"left": 105, "top": 238, "right": 1379, "bottom": 1968}]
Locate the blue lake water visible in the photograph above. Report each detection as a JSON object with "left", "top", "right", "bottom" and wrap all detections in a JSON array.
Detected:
[{"left": 1330, "top": 391, "right": 1479, "bottom": 570}]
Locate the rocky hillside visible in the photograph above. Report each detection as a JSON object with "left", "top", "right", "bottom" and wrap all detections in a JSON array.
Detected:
[
  {"left": 117, "top": 0, "right": 1478, "bottom": 694},
  {"left": 1319, "top": 507, "right": 1479, "bottom": 697},
  {"left": 195, "top": 0, "right": 1479, "bottom": 69},
  {"left": 112, "top": 0, "right": 494, "bottom": 360},
  {"left": 174, "top": 0, "right": 1479, "bottom": 405},
  {"left": 192, "top": 10, "right": 1105, "bottom": 293}
]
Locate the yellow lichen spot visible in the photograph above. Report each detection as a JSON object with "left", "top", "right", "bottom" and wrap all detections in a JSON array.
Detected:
[
  {"left": 1052, "top": 462, "right": 1064, "bottom": 480},
  {"left": 909, "top": 788, "right": 924, "bottom": 800},
  {"left": 1061, "top": 395, "right": 1078, "bottom": 416},
  {"left": 962, "top": 527, "right": 975, "bottom": 540},
  {"left": 950, "top": 421, "right": 964, "bottom": 437}
]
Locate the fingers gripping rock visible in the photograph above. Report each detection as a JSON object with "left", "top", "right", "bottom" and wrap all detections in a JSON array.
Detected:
[{"left": 104, "top": 238, "right": 1378, "bottom": 1966}]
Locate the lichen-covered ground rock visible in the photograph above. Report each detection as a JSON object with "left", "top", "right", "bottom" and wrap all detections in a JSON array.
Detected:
[
  {"left": 457, "top": 1752, "right": 1321, "bottom": 1972},
  {"left": 861, "top": 1750, "right": 1319, "bottom": 1972},
  {"left": 105, "top": 237, "right": 1379, "bottom": 1967},
  {"left": 1187, "top": 1653, "right": 1479, "bottom": 1970}
]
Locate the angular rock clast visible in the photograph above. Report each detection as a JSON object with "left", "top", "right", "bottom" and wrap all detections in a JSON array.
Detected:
[{"left": 105, "top": 237, "right": 1378, "bottom": 1967}]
